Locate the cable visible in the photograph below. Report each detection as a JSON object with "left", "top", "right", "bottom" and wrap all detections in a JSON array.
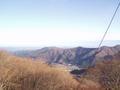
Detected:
[
  {"left": 97, "top": 0, "right": 120, "bottom": 50},
  {"left": 90, "top": 1, "right": 120, "bottom": 67}
]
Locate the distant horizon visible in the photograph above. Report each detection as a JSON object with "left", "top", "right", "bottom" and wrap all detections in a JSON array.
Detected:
[
  {"left": 0, "top": 0, "right": 120, "bottom": 47},
  {"left": 0, "top": 40, "right": 120, "bottom": 51}
]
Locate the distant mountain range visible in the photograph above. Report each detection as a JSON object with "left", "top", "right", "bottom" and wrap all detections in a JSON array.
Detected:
[{"left": 14, "top": 45, "right": 120, "bottom": 68}]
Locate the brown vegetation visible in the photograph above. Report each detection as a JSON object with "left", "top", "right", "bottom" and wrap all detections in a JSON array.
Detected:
[
  {"left": 0, "top": 51, "right": 101, "bottom": 90},
  {"left": 86, "top": 60, "right": 120, "bottom": 90}
]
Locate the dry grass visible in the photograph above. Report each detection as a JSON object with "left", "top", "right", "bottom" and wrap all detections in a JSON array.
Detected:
[
  {"left": 86, "top": 60, "right": 120, "bottom": 90},
  {"left": 75, "top": 78, "right": 102, "bottom": 90},
  {"left": 0, "top": 51, "right": 102, "bottom": 90}
]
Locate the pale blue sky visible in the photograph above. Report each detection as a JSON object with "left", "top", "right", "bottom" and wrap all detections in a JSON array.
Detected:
[{"left": 0, "top": 0, "right": 120, "bottom": 47}]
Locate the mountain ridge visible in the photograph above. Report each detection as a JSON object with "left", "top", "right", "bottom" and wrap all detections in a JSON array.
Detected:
[{"left": 14, "top": 45, "right": 120, "bottom": 68}]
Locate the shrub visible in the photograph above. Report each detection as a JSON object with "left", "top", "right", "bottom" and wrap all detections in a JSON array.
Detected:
[
  {"left": 86, "top": 60, "right": 120, "bottom": 90},
  {"left": 0, "top": 52, "right": 79, "bottom": 90},
  {"left": 0, "top": 51, "right": 102, "bottom": 90}
]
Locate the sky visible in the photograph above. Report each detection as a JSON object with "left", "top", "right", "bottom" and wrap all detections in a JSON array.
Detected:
[{"left": 0, "top": 0, "right": 120, "bottom": 47}]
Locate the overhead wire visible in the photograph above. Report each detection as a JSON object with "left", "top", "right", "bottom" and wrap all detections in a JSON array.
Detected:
[
  {"left": 91, "top": 1, "right": 120, "bottom": 66},
  {"left": 97, "top": 0, "right": 120, "bottom": 50}
]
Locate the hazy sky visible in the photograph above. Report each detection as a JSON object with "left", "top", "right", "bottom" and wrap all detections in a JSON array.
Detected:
[{"left": 0, "top": 0, "right": 120, "bottom": 47}]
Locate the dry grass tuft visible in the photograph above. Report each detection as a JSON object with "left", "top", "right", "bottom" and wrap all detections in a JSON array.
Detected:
[
  {"left": 0, "top": 51, "right": 78, "bottom": 90},
  {"left": 86, "top": 60, "right": 120, "bottom": 90},
  {"left": 0, "top": 51, "right": 102, "bottom": 90}
]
